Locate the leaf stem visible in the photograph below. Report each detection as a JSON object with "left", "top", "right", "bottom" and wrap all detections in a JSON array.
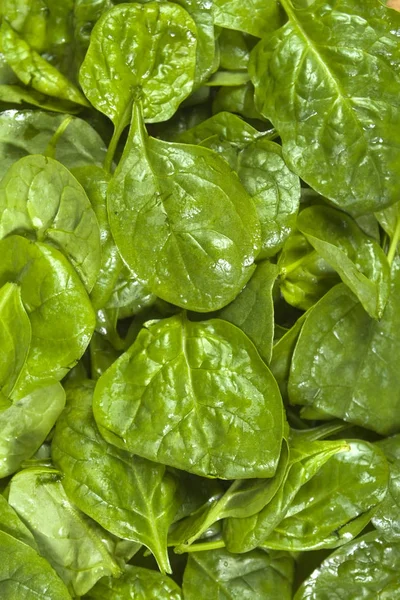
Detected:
[
  {"left": 174, "top": 539, "right": 225, "bottom": 554},
  {"left": 387, "top": 217, "right": 400, "bottom": 266},
  {"left": 45, "top": 115, "right": 73, "bottom": 159}
]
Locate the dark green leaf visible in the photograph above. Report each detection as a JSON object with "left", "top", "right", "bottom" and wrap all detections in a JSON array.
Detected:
[
  {"left": 52, "top": 380, "right": 179, "bottom": 573},
  {"left": 372, "top": 434, "right": 400, "bottom": 540},
  {"left": 182, "top": 547, "right": 294, "bottom": 600},
  {"left": 297, "top": 205, "right": 390, "bottom": 318},
  {"left": 93, "top": 313, "right": 285, "bottom": 479},
  {"left": 108, "top": 104, "right": 261, "bottom": 312},
  {"left": 294, "top": 532, "right": 400, "bottom": 600},
  {"left": 250, "top": 0, "right": 400, "bottom": 214},
  {"left": 289, "top": 260, "right": 400, "bottom": 435}
]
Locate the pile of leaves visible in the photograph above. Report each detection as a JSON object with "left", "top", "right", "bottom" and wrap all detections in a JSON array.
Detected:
[{"left": 1, "top": 0, "right": 400, "bottom": 598}]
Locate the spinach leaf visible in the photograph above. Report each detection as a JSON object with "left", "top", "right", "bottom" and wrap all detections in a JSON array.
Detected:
[
  {"left": 108, "top": 104, "right": 261, "bottom": 312},
  {"left": 294, "top": 531, "right": 400, "bottom": 600},
  {"left": 250, "top": 0, "right": 400, "bottom": 215},
  {"left": 0, "top": 493, "right": 38, "bottom": 549},
  {"left": 0, "top": 83, "right": 81, "bottom": 113},
  {"left": 72, "top": 165, "right": 155, "bottom": 313},
  {"left": 0, "top": 20, "right": 88, "bottom": 106},
  {"left": 0, "top": 109, "right": 106, "bottom": 179},
  {"left": 223, "top": 436, "right": 347, "bottom": 553},
  {"left": 213, "top": 0, "right": 283, "bottom": 38},
  {"left": 0, "top": 382, "right": 65, "bottom": 478},
  {"left": 297, "top": 205, "right": 390, "bottom": 319},
  {"left": 52, "top": 380, "right": 179, "bottom": 574},
  {"left": 213, "top": 82, "right": 266, "bottom": 121},
  {"left": 261, "top": 440, "right": 388, "bottom": 551},
  {"left": 218, "top": 28, "right": 253, "bottom": 71},
  {"left": 372, "top": 434, "right": 400, "bottom": 541},
  {"left": 0, "top": 282, "right": 30, "bottom": 403},
  {"left": 170, "top": 441, "right": 289, "bottom": 552},
  {"left": 79, "top": 2, "right": 197, "bottom": 165},
  {"left": 0, "top": 155, "right": 101, "bottom": 292},
  {"left": 85, "top": 564, "right": 182, "bottom": 600},
  {"left": 278, "top": 230, "right": 340, "bottom": 311},
  {"left": 289, "top": 260, "right": 400, "bottom": 435},
  {"left": 182, "top": 547, "right": 294, "bottom": 600},
  {"left": 93, "top": 313, "right": 285, "bottom": 479},
  {"left": 0, "top": 530, "right": 71, "bottom": 599},
  {"left": 0, "top": 235, "right": 95, "bottom": 392},
  {"left": 8, "top": 466, "right": 122, "bottom": 596},
  {"left": 218, "top": 261, "right": 278, "bottom": 363}
]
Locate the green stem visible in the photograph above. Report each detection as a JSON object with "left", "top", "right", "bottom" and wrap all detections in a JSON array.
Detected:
[
  {"left": 174, "top": 539, "right": 225, "bottom": 554},
  {"left": 387, "top": 217, "right": 400, "bottom": 266},
  {"left": 45, "top": 115, "right": 73, "bottom": 159},
  {"left": 104, "top": 101, "right": 134, "bottom": 173}
]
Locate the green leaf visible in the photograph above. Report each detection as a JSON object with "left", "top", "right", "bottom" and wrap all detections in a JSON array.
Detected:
[
  {"left": 218, "top": 28, "right": 252, "bottom": 71},
  {"left": 93, "top": 313, "right": 285, "bottom": 479},
  {"left": 0, "top": 83, "right": 81, "bottom": 112},
  {"left": 0, "top": 530, "right": 71, "bottom": 599},
  {"left": 270, "top": 310, "right": 309, "bottom": 400},
  {"left": 79, "top": 2, "right": 197, "bottom": 133},
  {"left": 0, "top": 155, "right": 101, "bottom": 292},
  {"left": 294, "top": 532, "right": 400, "bottom": 600},
  {"left": 261, "top": 440, "right": 388, "bottom": 551},
  {"left": 223, "top": 436, "right": 347, "bottom": 553},
  {"left": 250, "top": 0, "right": 400, "bottom": 215},
  {"left": 85, "top": 565, "right": 182, "bottom": 600},
  {"left": 218, "top": 261, "right": 278, "bottom": 363},
  {"left": 0, "top": 382, "right": 65, "bottom": 478},
  {"left": 72, "top": 165, "right": 155, "bottom": 313},
  {"left": 52, "top": 380, "right": 179, "bottom": 574},
  {"left": 0, "top": 235, "right": 95, "bottom": 392},
  {"left": 8, "top": 466, "right": 121, "bottom": 596},
  {"left": 213, "top": 0, "right": 283, "bottom": 38},
  {"left": 0, "top": 20, "right": 88, "bottom": 106},
  {"left": 182, "top": 547, "right": 294, "bottom": 600},
  {"left": 170, "top": 442, "right": 289, "bottom": 552},
  {"left": 236, "top": 139, "right": 301, "bottom": 259},
  {"left": 0, "top": 494, "right": 38, "bottom": 550},
  {"left": 0, "top": 109, "right": 107, "bottom": 180},
  {"left": 213, "top": 82, "right": 265, "bottom": 121},
  {"left": 278, "top": 229, "right": 340, "bottom": 311},
  {"left": 372, "top": 434, "right": 400, "bottom": 540},
  {"left": 297, "top": 205, "right": 390, "bottom": 319},
  {"left": 289, "top": 260, "right": 400, "bottom": 435},
  {"left": 0, "top": 283, "right": 31, "bottom": 403},
  {"left": 108, "top": 103, "right": 261, "bottom": 312}
]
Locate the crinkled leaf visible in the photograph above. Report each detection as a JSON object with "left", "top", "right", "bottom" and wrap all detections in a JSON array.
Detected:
[
  {"left": 372, "top": 434, "right": 400, "bottom": 541},
  {"left": 183, "top": 547, "right": 294, "bottom": 600},
  {"left": 289, "top": 260, "right": 400, "bottom": 435},
  {"left": 79, "top": 2, "right": 197, "bottom": 129},
  {"left": 93, "top": 313, "right": 284, "bottom": 479},
  {"left": 0, "top": 155, "right": 101, "bottom": 291},
  {"left": 108, "top": 104, "right": 261, "bottom": 312},
  {"left": 294, "top": 532, "right": 400, "bottom": 600},
  {"left": 250, "top": 0, "right": 400, "bottom": 215}
]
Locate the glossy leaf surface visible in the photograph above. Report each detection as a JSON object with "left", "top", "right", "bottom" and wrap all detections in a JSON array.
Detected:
[
  {"left": 0, "top": 155, "right": 101, "bottom": 291},
  {"left": 297, "top": 205, "right": 390, "bottom": 318},
  {"left": 372, "top": 434, "right": 400, "bottom": 540},
  {"left": 250, "top": 0, "right": 400, "bottom": 214},
  {"left": 85, "top": 565, "right": 182, "bottom": 600},
  {"left": 79, "top": 3, "right": 197, "bottom": 128},
  {"left": 93, "top": 313, "right": 284, "bottom": 479},
  {"left": 108, "top": 104, "right": 261, "bottom": 312},
  {"left": 52, "top": 380, "right": 179, "bottom": 573},
  {"left": 8, "top": 466, "right": 121, "bottom": 596},
  {"left": 294, "top": 532, "right": 400, "bottom": 600},
  {"left": 213, "top": 0, "right": 282, "bottom": 38},
  {"left": 289, "top": 261, "right": 400, "bottom": 434},
  {"left": 183, "top": 547, "right": 294, "bottom": 600},
  {"left": 0, "top": 235, "right": 95, "bottom": 391}
]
